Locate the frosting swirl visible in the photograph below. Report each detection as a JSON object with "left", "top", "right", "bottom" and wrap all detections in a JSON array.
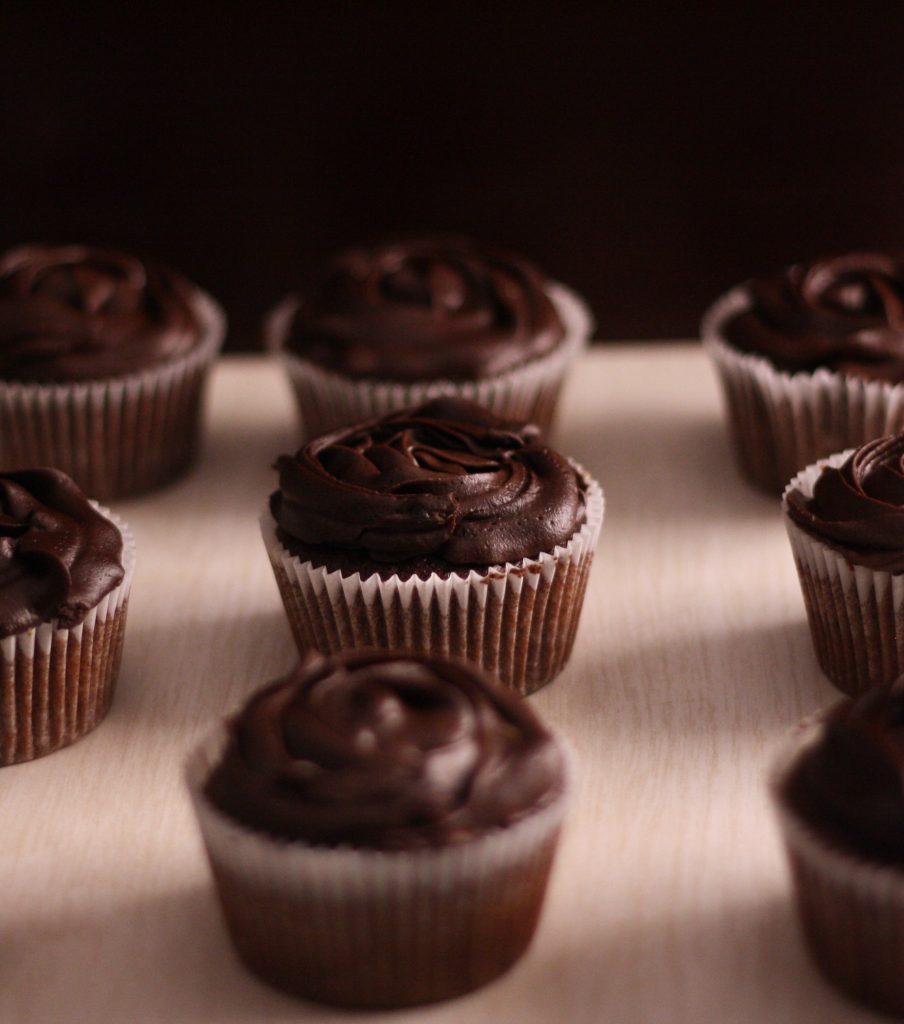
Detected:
[
  {"left": 204, "top": 651, "right": 565, "bottom": 849},
  {"left": 722, "top": 252, "right": 904, "bottom": 381},
  {"left": 784, "top": 687, "right": 904, "bottom": 865},
  {"left": 271, "top": 397, "right": 585, "bottom": 571},
  {"left": 0, "top": 468, "right": 124, "bottom": 638},
  {"left": 0, "top": 244, "right": 205, "bottom": 382},
  {"left": 280, "top": 236, "right": 565, "bottom": 381},
  {"left": 786, "top": 434, "right": 904, "bottom": 571}
]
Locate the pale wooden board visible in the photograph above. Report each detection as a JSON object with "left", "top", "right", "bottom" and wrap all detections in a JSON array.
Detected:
[{"left": 0, "top": 348, "right": 877, "bottom": 1023}]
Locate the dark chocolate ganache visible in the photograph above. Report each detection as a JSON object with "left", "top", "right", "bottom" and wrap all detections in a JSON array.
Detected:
[
  {"left": 280, "top": 236, "right": 565, "bottom": 381},
  {"left": 270, "top": 397, "right": 586, "bottom": 576},
  {"left": 786, "top": 433, "right": 904, "bottom": 571},
  {"left": 205, "top": 651, "right": 565, "bottom": 848},
  {"left": 783, "top": 687, "right": 904, "bottom": 865},
  {"left": 0, "top": 468, "right": 124, "bottom": 637},
  {"left": 0, "top": 244, "right": 205, "bottom": 382},
  {"left": 721, "top": 252, "right": 904, "bottom": 381}
]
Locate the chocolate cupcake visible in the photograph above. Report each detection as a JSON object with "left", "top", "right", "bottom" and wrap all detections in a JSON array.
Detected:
[
  {"left": 0, "top": 468, "right": 135, "bottom": 763},
  {"left": 772, "top": 686, "right": 904, "bottom": 1015},
  {"left": 266, "top": 235, "right": 592, "bottom": 437},
  {"left": 702, "top": 252, "right": 904, "bottom": 493},
  {"left": 784, "top": 433, "right": 904, "bottom": 695},
  {"left": 261, "top": 397, "right": 603, "bottom": 694},
  {"left": 186, "top": 651, "right": 569, "bottom": 1009},
  {"left": 0, "top": 244, "right": 225, "bottom": 499}
]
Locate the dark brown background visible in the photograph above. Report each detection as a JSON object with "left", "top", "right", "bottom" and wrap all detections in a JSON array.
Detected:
[{"left": 2, "top": 5, "right": 902, "bottom": 350}]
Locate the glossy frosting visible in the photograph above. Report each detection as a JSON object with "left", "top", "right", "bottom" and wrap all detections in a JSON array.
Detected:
[
  {"left": 0, "top": 469, "right": 124, "bottom": 637},
  {"left": 271, "top": 397, "right": 585, "bottom": 572},
  {"left": 786, "top": 434, "right": 904, "bottom": 571},
  {"left": 281, "top": 236, "right": 565, "bottom": 381},
  {"left": 0, "top": 244, "right": 205, "bottom": 382},
  {"left": 784, "top": 688, "right": 904, "bottom": 865},
  {"left": 722, "top": 252, "right": 904, "bottom": 381},
  {"left": 205, "top": 651, "right": 565, "bottom": 849}
]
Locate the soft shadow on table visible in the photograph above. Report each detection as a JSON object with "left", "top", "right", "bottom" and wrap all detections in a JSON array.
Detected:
[
  {"left": 112, "top": 608, "right": 297, "bottom": 732},
  {"left": 557, "top": 617, "right": 838, "bottom": 743},
  {"left": 0, "top": 886, "right": 355, "bottom": 1023},
  {"left": 520, "top": 892, "right": 876, "bottom": 1024},
  {"left": 559, "top": 409, "right": 780, "bottom": 527}
]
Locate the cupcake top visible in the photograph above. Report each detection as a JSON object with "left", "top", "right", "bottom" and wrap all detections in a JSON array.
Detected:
[
  {"left": 782, "top": 686, "right": 904, "bottom": 865},
  {"left": 204, "top": 650, "right": 566, "bottom": 850},
  {"left": 0, "top": 244, "right": 206, "bottom": 382},
  {"left": 0, "top": 468, "right": 124, "bottom": 637},
  {"left": 270, "top": 396, "right": 586, "bottom": 578},
  {"left": 278, "top": 235, "right": 565, "bottom": 381},
  {"left": 785, "top": 433, "right": 904, "bottom": 571},
  {"left": 720, "top": 252, "right": 904, "bottom": 382}
]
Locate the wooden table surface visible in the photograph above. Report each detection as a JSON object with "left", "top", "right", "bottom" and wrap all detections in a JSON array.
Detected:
[{"left": 0, "top": 347, "right": 876, "bottom": 1024}]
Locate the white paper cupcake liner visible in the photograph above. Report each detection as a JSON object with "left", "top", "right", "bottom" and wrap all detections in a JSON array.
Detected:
[
  {"left": 261, "top": 467, "right": 603, "bottom": 695},
  {"left": 267, "top": 282, "right": 592, "bottom": 438},
  {"left": 0, "top": 288, "right": 226, "bottom": 500},
  {"left": 783, "top": 452, "right": 904, "bottom": 695},
  {"left": 771, "top": 709, "right": 904, "bottom": 1016},
  {"left": 186, "top": 723, "right": 569, "bottom": 1009},
  {"left": 702, "top": 286, "right": 904, "bottom": 494},
  {"left": 0, "top": 507, "right": 136, "bottom": 764}
]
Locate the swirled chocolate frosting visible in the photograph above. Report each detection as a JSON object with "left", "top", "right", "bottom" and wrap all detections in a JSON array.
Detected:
[
  {"left": 0, "top": 469, "right": 124, "bottom": 638},
  {"left": 0, "top": 244, "right": 205, "bottom": 382},
  {"left": 205, "top": 651, "right": 565, "bottom": 848},
  {"left": 270, "top": 397, "right": 585, "bottom": 575},
  {"left": 722, "top": 253, "right": 904, "bottom": 381},
  {"left": 786, "top": 434, "right": 904, "bottom": 571},
  {"left": 281, "top": 236, "right": 565, "bottom": 381},
  {"left": 783, "top": 688, "right": 904, "bottom": 865}
]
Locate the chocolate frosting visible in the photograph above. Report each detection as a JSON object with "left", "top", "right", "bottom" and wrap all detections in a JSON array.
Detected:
[
  {"left": 205, "top": 651, "right": 565, "bottom": 849},
  {"left": 281, "top": 236, "right": 565, "bottom": 381},
  {"left": 270, "top": 397, "right": 585, "bottom": 572},
  {"left": 0, "top": 469, "right": 124, "bottom": 638},
  {"left": 722, "top": 252, "right": 904, "bottom": 381},
  {"left": 0, "top": 244, "right": 205, "bottom": 382},
  {"left": 784, "top": 688, "right": 904, "bottom": 865},
  {"left": 786, "top": 434, "right": 904, "bottom": 571}
]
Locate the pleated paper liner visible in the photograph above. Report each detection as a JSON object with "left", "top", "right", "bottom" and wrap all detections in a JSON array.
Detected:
[
  {"left": 0, "top": 508, "right": 136, "bottom": 764},
  {"left": 783, "top": 451, "right": 904, "bottom": 696},
  {"left": 261, "top": 468, "right": 603, "bottom": 696},
  {"left": 0, "top": 288, "right": 225, "bottom": 500},
  {"left": 186, "top": 723, "right": 569, "bottom": 1009},
  {"left": 703, "top": 286, "right": 904, "bottom": 494},
  {"left": 771, "top": 709, "right": 904, "bottom": 1017},
  {"left": 267, "top": 282, "right": 592, "bottom": 438}
]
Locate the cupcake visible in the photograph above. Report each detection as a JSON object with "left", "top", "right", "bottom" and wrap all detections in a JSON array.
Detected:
[
  {"left": 265, "top": 235, "right": 592, "bottom": 437},
  {"left": 0, "top": 244, "right": 226, "bottom": 499},
  {"left": 702, "top": 252, "right": 904, "bottom": 493},
  {"left": 0, "top": 468, "right": 135, "bottom": 763},
  {"left": 187, "top": 650, "right": 569, "bottom": 1009},
  {"left": 772, "top": 686, "right": 904, "bottom": 1015},
  {"left": 261, "top": 396, "right": 604, "bottom": 695},
  {"left": 783, "top": 433, "right": 904, "bottom": 696}
]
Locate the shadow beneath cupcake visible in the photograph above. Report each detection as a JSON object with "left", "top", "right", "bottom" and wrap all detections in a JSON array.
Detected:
[{"left": 0, "top": 885, "right": 340, "bottom": 1022}]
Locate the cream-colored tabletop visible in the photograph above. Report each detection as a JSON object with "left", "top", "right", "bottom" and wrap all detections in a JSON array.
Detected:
[{"left": 0, "top": 347, "right": 870, "bottom": 1024}]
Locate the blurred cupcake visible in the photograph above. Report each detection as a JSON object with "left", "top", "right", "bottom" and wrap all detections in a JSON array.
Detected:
[
  {"left": 772, "top": 686, "right": 904, "bottom": 1016},
  {"left": 0, "top": 468, "right": 135, "bottom": 763},
  {"left": 0, "top": 244, "right": 225, "bottom": 499},
  {"left": 266, "top": 235, "right": 592, "bottom": 437},
  {"left": 784, "top": 433, "right": 904, "bottom": 696},
  {"left": 261, "top": 397, "right": 603, "bottom": 695},
  {"left": 703, "top": 252, "right": 904, "bottom": 493},
  {"left": 187, "top": 650, "right": 569, "bottom": 1009}
]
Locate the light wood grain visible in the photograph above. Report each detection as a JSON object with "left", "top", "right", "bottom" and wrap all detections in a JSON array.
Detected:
[{"left": 0, "top": 348, "right": 873, "bottom": 1024}]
